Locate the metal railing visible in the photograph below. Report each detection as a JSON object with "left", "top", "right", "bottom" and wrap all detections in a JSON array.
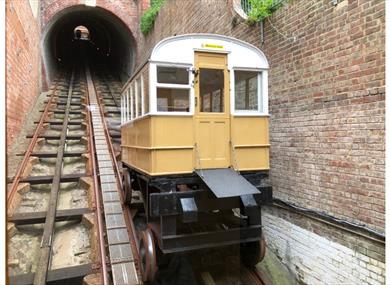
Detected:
[{"left": 240, "top": 0, "right": 285, "bottom": 15}]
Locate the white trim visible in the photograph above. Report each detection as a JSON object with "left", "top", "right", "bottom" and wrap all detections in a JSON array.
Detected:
[
  {"left": 263, "top": 70, "right": 269, "bottom": 114},
  {"left": 121, "top": 93, "right": 123, "bottom": 124},
  {"left": 149, "top": 112, "right": 194, "bottom": 116},
  {"left": 232, "top": 66, "right": 267, "bottom": 72},
  {"left": 151, "top": 34, "right": 269, "bottom": 69},
  {"left": 156, "top": 83, "right": 191, "bottom": 89},
  {"left": 126, "top": 89, "right": 130, "bottom": 121},
  {"left": 130, "top": 85, "right": 134, "bottom": 120},
  {"left": 152, "top": 62, "right": 193, "bottom": 115},
  {"left": 150, "top": 64, "right": 157, "bottom": 113},
  {"left": 150, "top": 60, "right": 192, "bottom": 67},
  {"left": 135, "top": 79, "right": 139, "bottom": 117},
  {"left": 141, "top": 74, "right": 145, "bottom": 115},
  {"left": 231, "top": 69, "right": 269, "bottom": 116}
]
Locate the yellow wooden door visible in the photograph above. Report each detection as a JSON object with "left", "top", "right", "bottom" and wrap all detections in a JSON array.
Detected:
[{"left": 194, "top": 52, "right": 230, "bottom": 169}]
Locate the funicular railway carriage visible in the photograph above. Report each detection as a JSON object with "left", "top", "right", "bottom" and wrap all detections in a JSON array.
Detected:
[{"left": 120, "top": 34, "right": 272, "bottom": 282}]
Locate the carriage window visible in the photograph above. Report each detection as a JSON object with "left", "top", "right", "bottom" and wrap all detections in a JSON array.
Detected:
[
  {"left": 136, "top": 78, "right": 142, "bottom": 116},
  {"left": 200, "top": 69, "right": 224, "bottom": 113},
  {"left": 143, "top": 74, "right": 149, "bottom": 114},
  {"left": 157, "top": 88, "right": 190, "bottom": 112},
  {"left": 234, "top": 71, "right": 260, "bottom": 111},
  {"left": 157, "top": 67, "right": 189, "bottom": 84},
  {"left": 131, "top": 85, "right": 136, "bottom": 119}
]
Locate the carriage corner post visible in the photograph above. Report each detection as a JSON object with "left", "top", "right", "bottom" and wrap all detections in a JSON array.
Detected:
[{"left": 120, "top": 34, "right": 272, "bottom": 282}]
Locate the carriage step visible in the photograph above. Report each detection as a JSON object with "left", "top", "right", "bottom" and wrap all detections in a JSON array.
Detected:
[{"left": 195, "top": 168, "right": 260, "bottom": 198}]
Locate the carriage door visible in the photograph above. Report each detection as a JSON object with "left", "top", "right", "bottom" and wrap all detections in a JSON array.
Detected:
[{"left": 194, "top": 52, "right": 230, "bottom": 169}]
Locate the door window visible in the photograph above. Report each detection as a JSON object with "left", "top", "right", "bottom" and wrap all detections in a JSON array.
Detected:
[{"left": 199, "top": 68, "right": 224, "bottom": 113}]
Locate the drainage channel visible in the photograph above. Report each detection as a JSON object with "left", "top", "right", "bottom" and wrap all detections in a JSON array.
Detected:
[{"left": 7, "top": 66, "right": 102, "bottom": 285}]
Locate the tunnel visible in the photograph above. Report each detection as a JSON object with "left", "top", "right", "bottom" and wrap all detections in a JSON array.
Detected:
[{"left": 42, "top": 5, "right": 136, "bottom": 85}]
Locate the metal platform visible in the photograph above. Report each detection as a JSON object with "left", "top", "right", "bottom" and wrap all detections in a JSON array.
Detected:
[
  {"left": 196, "top": 168, "right": 260, "bottom": 198},
  {"left": 86, "top": 67, "right": 139, "bottom": 285}
]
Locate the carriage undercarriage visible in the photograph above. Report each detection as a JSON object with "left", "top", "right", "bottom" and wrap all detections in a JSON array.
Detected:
[{"left": 122, "top": 165, "right": 272, "bottom": 282}]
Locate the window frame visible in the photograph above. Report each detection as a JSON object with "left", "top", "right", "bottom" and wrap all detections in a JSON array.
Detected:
[
  {"left": 150, "top": 62, "right": 194, "bottom": 116},
  {"left": 231, "top": 67, "right": 268, "bottom": 116}
]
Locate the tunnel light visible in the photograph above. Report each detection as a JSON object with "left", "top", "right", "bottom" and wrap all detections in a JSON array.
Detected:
[{"left": 85, "top": 0, "right": 96, "bottom": 7}]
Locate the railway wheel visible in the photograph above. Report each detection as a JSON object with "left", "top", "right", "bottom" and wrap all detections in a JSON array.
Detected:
[
  {"left": 139, "top": 228, "right": 158, "bottom": 282},
  {"left": 122, "top": 168, "right": 132, "bottom": 205},
  {"left": 240, "top": 231, "right": 266, "bottom": 266}
]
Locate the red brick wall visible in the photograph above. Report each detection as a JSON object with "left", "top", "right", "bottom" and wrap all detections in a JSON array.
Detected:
[
  {"left": 137, "top": 0, "right": 385, "bottom": 233},
  {"left": 6, "top": 0, "right": 41, "bottom": 146},
  {"left": 41, "top": 0, "right": 139, "bottom": 33}
]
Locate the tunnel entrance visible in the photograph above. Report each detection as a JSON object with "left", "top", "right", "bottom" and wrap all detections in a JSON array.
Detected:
[{"left": 42, "top": 5, "right": 136, "bottom": 85}]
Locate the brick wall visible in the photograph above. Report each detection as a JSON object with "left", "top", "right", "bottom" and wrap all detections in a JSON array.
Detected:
[
  {"left": 41, "top": 0, "right": 139, "bottom": 34},
  {"left": 6, "top": 0, "right": 41, "bottom": 146},
  {"left": 136, "top": 0, "right": 385, "bottom": 283},
  {"left": 264, "top": 0, "right": 385, "bottom": 234},
  {"left": 40, "top": 0, "right": 142, "bottom": 84},
  {"left": 263, "top": 206, "right": 385, "bottom": 285}
]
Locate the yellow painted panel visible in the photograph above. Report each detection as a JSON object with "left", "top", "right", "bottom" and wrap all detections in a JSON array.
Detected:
[
  {"left": 124, "top": 147, "right": 151, "bottom": 174},
  {"left": 235, "top": 147, "right": 269, "bottom": 170},
  {"left": 152, "top": 149, "right": 193, "bottom": 175},
  {"left": 123, "top": 116, "right": 151, "bottom": 147},
  {"left": 152, "top": 116, "right": 193, "bottom": 147},
  {"left": 231, "top": 117, "right": 269, "bottom": 146},
  {"left": 213, "top": 120, "right": 230, "bottom": 167},
  {"left": 196, "top": 52, "right": 226, "bottom": 68},
  {"left": 196, "top": 119, "right": 213, "bottom": 168}
]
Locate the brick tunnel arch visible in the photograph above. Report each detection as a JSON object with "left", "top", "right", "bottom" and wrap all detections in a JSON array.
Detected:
[{"left": 42, "top": 4, "right": 137, "bottom": 85}]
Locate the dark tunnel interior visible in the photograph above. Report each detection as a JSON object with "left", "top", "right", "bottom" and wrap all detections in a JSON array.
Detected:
[{"left": 42, "top": 5, "right": 135, "bottom": 84}]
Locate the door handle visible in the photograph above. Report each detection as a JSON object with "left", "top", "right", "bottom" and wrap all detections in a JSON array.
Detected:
[{"left": 195, "top": 97, "right": 198, "bottom": 107}]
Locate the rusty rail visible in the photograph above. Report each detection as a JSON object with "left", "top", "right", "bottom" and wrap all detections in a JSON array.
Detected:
[
  {"left": 33, "top": 70, "right": 75, "bottom": 284},
  {"left": 7, "top": 74, "right": 63, "bottom": 202}
]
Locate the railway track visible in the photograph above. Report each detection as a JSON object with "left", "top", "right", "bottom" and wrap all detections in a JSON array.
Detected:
[{"left": 7, "top": 64, "right": 141, "bottom": 285}]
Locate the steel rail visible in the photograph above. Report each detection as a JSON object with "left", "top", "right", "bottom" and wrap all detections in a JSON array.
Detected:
[
  {"left": 33, "top": 69, "right": 76, "bottom": 285},
  {"left": 7, "top": 74, "right": 63, "bottom": 202},
  {"left": 85, "top": 64, "right": 110, "bottom": 285}
]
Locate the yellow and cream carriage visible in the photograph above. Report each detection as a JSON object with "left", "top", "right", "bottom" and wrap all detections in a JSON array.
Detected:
[{"left": 120, "top": 34, "right": 272, "bottom": 281}]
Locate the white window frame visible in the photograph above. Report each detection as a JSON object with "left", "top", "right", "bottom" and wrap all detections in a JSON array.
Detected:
[
  {"left": 130, "top": 84, "right": 135, "bottom": 120},
  {"left": 141, "top": 74, "right": 146, "bottom": 115},
  {"left": 121, "top": 93, "right": 124, "bottom": 124},
  {"left": 126, "top": 89, "right": 130, "bottom": 121},
  {"left": 231, "top": 68, "right": 268, "bottom": 116},
  {"left": 150, "top": 62, "right": 194, "bottom": 116},
  {"left": 135, "top": 77, "right": 143, "bottom": 117}
]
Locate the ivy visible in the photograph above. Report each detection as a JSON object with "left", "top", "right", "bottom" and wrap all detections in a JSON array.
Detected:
[
  {"left": 246, "top": 0, "right": 285, "bottom": 23},
  {"left": 140, "top": 0, "right": 165, "bottom": 35}
]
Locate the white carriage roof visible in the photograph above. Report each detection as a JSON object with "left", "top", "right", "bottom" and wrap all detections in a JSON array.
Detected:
[{"left": 150, "top": 33, "right": 269, "bottom": 69}]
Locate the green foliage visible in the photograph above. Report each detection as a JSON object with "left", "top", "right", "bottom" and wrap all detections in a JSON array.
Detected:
[
  {"left": 140, "top": 0, "right": 165, "bottom": 35},
  {"left": 246, "top": 0, "right": 284, "bottom": 23}
]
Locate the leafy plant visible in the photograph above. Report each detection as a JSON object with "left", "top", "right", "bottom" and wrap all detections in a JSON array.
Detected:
[
  {"left": 246, "top": 0, "right": 284, "bottom": 23},
  {"left": 140, "top": 0, "right": 165, "bottom": 35}
]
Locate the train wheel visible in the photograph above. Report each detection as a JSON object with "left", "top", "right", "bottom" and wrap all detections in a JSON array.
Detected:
[
  {"left": 122, "top": 168, "right": 132, "bottom": 205},
  {"left": 240, "top": 231, "right": 266, "bottom": 266},
  {"left": 139, "top": 228, "right": 158, "bottom": 282}
]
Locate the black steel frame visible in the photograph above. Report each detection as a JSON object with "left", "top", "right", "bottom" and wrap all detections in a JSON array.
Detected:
[{"left": 124, "top": 165, "right": 272, "bottom": 254}]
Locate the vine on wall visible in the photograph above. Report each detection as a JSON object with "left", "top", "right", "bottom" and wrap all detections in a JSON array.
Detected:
[
  {"left": 245, "top": 0, "right": 286, "bottom": 23},
  {"left": 140, "top": 0, "right": 165, "bottom": 35}
]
